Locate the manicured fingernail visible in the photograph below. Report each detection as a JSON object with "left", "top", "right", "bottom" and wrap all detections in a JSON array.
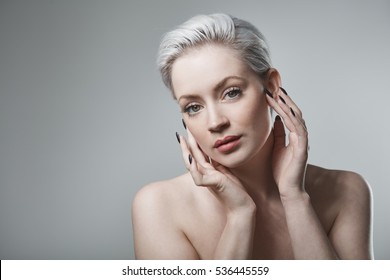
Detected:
[
  {"left": 279, "top": 96, "right": 286, "bottom": 104},
  {"left": 280, "top": 87, "right": 288, "bottom": 95},
  {"left": 188, "top": 154, "right": 192, "bottom": 164},
  {"left": 264, "top": 88, "right": 273, "bottom": 98},
  {"left": 182, "top": 119, "right": 186, "bottom": 129},
  {"left": 290, "top": 107, "right": 296, "bottom": 117},
  {"left": 275, "top": 115, "right": 281, "bottom": 121},
  {"left": 176, "top": 132, "right": 180, "bottom": 143}
]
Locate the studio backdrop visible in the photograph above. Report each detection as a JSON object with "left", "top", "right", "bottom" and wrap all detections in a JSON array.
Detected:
[{"left": 0, "top": 0, "right": 389, "bottom": 259}]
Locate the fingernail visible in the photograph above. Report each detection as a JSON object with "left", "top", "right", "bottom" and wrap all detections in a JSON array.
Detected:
[
  {"left": 264, "top": 88, "right": 273, "bottom": 98},
  {"left": 275, "top": 115, "right": 281, "bottom": 121},
  {"left": 188, "top": 154, "right": 192, "bottom": 164},
  {"left": 290, "top": 107, "right": 296, "bottom": 117},
  {"left": 182, "top": 119, "right": 186, "bottom": 129},
  {"left": 176, "top": 132, "right": 180, "bottom": 143},
  {"left": 279, "top": 96, "right": 286, "bottom": 104},
  {"left": 280, "top": 87, "right": 288, "bottom": 95}
]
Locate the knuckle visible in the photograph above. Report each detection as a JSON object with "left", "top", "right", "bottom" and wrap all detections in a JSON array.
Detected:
[
  {"left": 190, "top": 172, "right": 201, "bottom": 186},
  {"left": 215, "top": 175, "right": 226, "bottom": 193},
  {"left": 193, "top": 177, "right": 202, "bottom": 186},
  {"left": 215, "top": 184, "right": 224, "bottom": 192}
]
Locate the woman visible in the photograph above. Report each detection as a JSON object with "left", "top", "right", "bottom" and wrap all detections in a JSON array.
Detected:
[{"left": 132, "top": 13, "right": 373, "bottom": 259}]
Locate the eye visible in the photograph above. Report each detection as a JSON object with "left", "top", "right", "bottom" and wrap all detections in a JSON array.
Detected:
[
  {"left": 223, "top": 87, "right": 242, "bottom": 100},
  {"left": 184, "top": 103, "right": 203, "bottom": 116}
]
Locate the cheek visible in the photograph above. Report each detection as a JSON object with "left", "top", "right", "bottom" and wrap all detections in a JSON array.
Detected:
[
  {"left": 186, "top": 121, "right": 209, "bottom": 147},
  {"left": 185, "top": 96, "right": 271, "bottom": 154},
  {"left": 234, "top": 96, "right": 271, "bottom": 130}
]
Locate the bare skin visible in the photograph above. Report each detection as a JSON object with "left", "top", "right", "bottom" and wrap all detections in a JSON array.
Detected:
[
  {"left": 133, "top": 165, "right": 372, "bottom": 259},
  {"left": 132, "top": 45, "right": 373, "bottom": 259}
]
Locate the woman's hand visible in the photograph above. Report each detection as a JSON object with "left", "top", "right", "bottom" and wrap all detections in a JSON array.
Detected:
[
  {"left": 266, "top": 87, "right": 340, "bottom": 260},
  {"left": 176, "top": 128, "right": 256, "bottom": 259},
  {"left": 266, "top": 87, "right": 309, "bottom": 200},
  {"left": 176, "top": 129, "right": 256, "bottom": 216}
]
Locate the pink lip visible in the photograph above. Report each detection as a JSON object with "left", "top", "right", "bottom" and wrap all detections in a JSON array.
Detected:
[{"left": 214, "top": 135, "right": 241, "bottom": 153}]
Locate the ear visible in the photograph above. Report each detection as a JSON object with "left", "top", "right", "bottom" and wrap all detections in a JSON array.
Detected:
[{"left": 265, "top": 68, "right": 282, "bottom": 98}]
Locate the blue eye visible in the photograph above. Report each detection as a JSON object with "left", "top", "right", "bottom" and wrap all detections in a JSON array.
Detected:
[
  {"left": 184, "top": 104, "right": 202, "bottom": 116},
  {"left": 224, "top": 87, "right": 242, "bottom": 100}
]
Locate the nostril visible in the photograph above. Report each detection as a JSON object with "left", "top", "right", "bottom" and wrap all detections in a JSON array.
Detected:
[
  {"left": 208, "top": 118, "right": 229, "bottom": 132},
  {"left": 207, "top": 107, "right": 230, "bottom": 132}
]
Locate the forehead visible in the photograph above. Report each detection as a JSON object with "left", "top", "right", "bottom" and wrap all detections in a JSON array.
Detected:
[{"left": 171, "top": 44, "right": 253, "bottom": 98}]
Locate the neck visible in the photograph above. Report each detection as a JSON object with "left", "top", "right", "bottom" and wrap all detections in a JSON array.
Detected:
[{"left": 230, "top": 130, "right": 279, "bottom": 202}]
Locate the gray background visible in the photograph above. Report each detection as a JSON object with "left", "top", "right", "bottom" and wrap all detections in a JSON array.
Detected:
[{"left": 0, "top": 0, "right": 389, "bottom": 259}]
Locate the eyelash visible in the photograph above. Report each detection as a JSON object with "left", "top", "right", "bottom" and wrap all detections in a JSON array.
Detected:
[
  {"left": 184, "top": 103, "right": 202, "bottom": 116},
  {"left": 223, "top": 87, "right": 242, "bottom": 100},
  {"left": 183, "top": 87, "right": 242, "bottom": 116}
]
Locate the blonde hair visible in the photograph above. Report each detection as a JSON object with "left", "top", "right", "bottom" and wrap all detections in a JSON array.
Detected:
[{"left": 157, "top": 13, "right": 272, "bottom": 95}]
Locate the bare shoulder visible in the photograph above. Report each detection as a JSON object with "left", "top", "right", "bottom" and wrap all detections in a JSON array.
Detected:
[
  {"left": 132, "top": 173, "right": 201, "bottom": 259},
  {"left": 305, "top": 164, "right": 373, "bottom": 259},
  {"left": 132, "top": 173, "right": 195, "bottom": 218},
  {"left": 305, "top": 164, "right": 372, "bottom": 205}
]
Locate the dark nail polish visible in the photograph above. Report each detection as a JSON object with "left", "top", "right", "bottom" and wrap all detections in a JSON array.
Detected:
[
  {"left": 280, "top": 87, "right": 288, "bottom": 95},
  {"left": 176, "top": 132, "right": 180, "bottom": 143},
  {"left": 279, "top": 96, "right": 286, "bottom": 104},
  {"left": 182, "top": 119, "right": 186, "bottom": 129},
  {"left": 188, "top": 154, "right": 192, "bottom": 164},
  {"left": 275, "top": 115, "right": 281, "bottom": 121},
  {"left": 290, "top": 107, "right": 296, "bottom": 117},
  {"left": 264, "top": 88, "right": 273, "bottom": 98}
]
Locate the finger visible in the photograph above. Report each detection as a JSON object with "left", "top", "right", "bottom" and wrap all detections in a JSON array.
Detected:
[
  {"left": 266, "top": 93, "right": 296, "bottom": 134},
  {"left": 188, "top": 154, "right": 202, "bottom": 184},
  {"left": 285, "top": 107, "right": 309, "bottom": 153},
  {"left": 187, "top": 154, "right": 205, "bottom": 185},
  {"left": 179, "top": 134, "right": 218, "bottom": 187},
  {"left": 177, "top": 133, "right": 193, "bottom": 170},
  {"left": 273, "top": 115, "right": 286, "bottom": 149},
  {"left": 278, "top": 87, "right": 308, "bottom": 131},
  {"left": 184, "top": 124, "right": 211, "bottom": 163},
  {"left": 289, "top": 107, "right": 308, "bottom": 139},
  {"left": 279, "top": 87, "right": 302, "bottom": 117},
  {"left": 281, "top": 102, "right": 308, "bottom": 150},
  {"left": 269, "top": 89, "right": 307, "bottom": 137},
  {"left": 187, "top": 129, "right": 212, "bottom": 168},
  {"left": 266, "top": 93, "right": 308, "bottom": 151},
  {"left": 188, "top": 155, "right": 225, "bottom": 188}
]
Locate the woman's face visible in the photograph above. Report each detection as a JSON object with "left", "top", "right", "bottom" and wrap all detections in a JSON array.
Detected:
[{"left": 171, "top": 44, "right": 272, "bottom": 168}]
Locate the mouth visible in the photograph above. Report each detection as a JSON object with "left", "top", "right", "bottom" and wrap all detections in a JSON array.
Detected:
[{"left": 214, "top": 135, "right": 241, "bottom": 153}]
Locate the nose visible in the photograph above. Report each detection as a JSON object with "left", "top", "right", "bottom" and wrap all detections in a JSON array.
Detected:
[{"left": 207, "top": 105, "right": 229, "bottom": 133}]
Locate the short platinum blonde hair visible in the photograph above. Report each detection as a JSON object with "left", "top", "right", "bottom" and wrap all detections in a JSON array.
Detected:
[{"left": 157, "top": 13, "right": 272, "bottom": 95}]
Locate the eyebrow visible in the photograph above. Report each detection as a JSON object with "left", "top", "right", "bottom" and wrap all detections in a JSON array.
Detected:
[{"left": 178, "top": 76, "right": 246, "bottom": 102}]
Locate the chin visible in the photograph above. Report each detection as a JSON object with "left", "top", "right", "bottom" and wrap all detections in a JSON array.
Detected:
[
  {"left": 211, "top": 138, "right": 268, "bottom": 169},
  {"left": 211, "top": 149, "right": 255, "bottom": 169}
]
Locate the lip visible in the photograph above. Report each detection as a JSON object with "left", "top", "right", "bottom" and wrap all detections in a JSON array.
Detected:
[{"left": 214, "top": 135, "right": 241, "bottom": 153}]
